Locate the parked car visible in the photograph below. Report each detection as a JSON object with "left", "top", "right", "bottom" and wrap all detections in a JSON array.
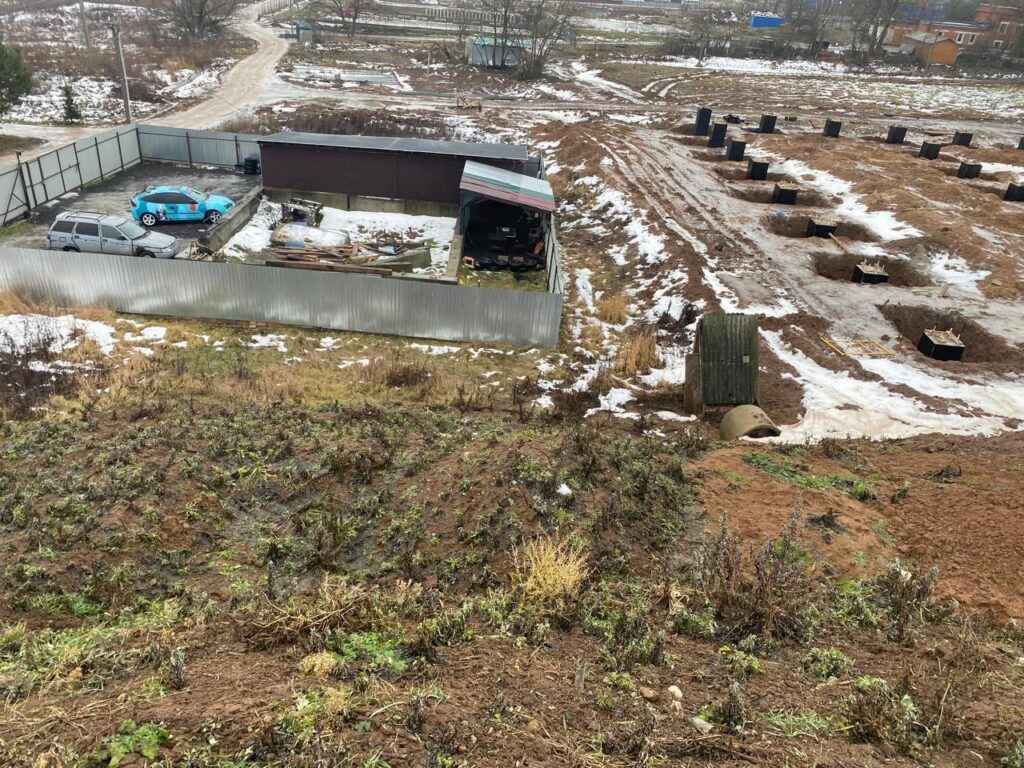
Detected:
[
  {"left": 130, "top": 185, "right": 235, "bottom": 227},
  {"left": 46, "top": 211, "right": 179, "bottom": 259}
]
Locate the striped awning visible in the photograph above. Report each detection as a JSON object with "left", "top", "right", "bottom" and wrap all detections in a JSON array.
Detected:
[{"left": 460, "top": 160, "right": 556, "bottom": 213}]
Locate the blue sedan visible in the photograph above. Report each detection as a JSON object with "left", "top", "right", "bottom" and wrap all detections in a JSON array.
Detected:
[{"left": 130, "top": 186, "right": 235, "bottom": 227}]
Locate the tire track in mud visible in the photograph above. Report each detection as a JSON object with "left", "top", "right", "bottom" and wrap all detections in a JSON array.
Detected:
[{"left": 597, "top": 128, "right": 799, "bottom": 316}]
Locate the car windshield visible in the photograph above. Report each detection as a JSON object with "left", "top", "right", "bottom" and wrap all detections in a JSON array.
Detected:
[
  {"left": 119, "top": 221, "right": 148, "bottom": 239},
  {"left": 187, "top": 188, "right": 209, "bottom": 202}
]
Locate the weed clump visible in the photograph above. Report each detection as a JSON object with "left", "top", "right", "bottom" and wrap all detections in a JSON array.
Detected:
[
  {"left": 841, "top": 675, "right": 919, "bottom": 747},
  {"left": 718, "top": 644, "right": 763, "bottom": 679},
  {"left": 512, "top": 537, "right": 588, "bottom": 615},
  {"left": 801, "top": 647, "right": 853, "bottom": 681},
  {"left": 878, "top": 560, "right": 938, "bottom": 641},
  {"left": 695, "top": 506, "right": 816, "bottom": 642}
]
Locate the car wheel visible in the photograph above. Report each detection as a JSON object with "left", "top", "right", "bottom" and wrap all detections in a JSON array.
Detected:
[
  {"left": 204, "top": 211, "right": 222, "bottom": 224},
  {"left": 137, "top": 250, "right": 154, "bottom": 258},
  {"left": 140, "top": 213, "right": 158, "bottom": 227},
  {"left": 61, "top": 246, "right": 79, "bottom": 252}
]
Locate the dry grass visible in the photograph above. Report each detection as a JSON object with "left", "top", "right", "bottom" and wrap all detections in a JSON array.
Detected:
[
  {"left": 298, "top": 651, "right": 339, "bottom": 678},
  {"left": 513, "top": 537, "right": 589, "bottom": 611},
  {"left": 614, "top": 325, "right": 660, "bottom": 376},
  {"left": 597, "top": 294, "right": 629, "bottom": 325}
]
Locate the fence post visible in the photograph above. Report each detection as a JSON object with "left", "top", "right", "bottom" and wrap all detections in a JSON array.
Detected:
[
  {"left": 95, "top": 136, "right": 104, "bottom": 179},
  {"left": 234, "top": 135, "right": 241, "bottom": 168},
  {"left": 185, "top": 131, "right": 193, "bottom": 167},
  {"left": 115, "top": 129, "right": 125, "bottom": 172},
  {"left": 56, "top": 147, "right": 68, "bottom": 195}
]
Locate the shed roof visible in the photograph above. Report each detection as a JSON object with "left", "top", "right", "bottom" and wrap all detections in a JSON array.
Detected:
[
  {"left": 696, "top": 313, "right": 759, "bottom": 406},
  {"left": 905, "top": 31, "right": 957, "bottom": 43},
  {"left": 257, "top": 132, "right": 529, "bottom": 162},
  {"left": 459, "top": 160, "right": 556, "bottom": 212}
]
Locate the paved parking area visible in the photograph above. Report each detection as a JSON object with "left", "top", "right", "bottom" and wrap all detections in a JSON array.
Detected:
[{"left": 0, "top": 163, "right": 260, "bottom": 252}]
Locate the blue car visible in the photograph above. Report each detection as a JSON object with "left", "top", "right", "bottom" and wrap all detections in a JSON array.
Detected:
[{"left": 130, "top": 185, "right": 234, "bottom": 227}]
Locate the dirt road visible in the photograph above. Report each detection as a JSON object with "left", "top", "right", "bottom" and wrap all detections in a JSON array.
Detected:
[{"left": 156, "top": 3, "right": 290, "bottom": 130}]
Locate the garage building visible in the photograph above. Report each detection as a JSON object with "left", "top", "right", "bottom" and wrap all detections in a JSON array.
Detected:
[{"left": 256, "top": 133, "right": 530, "bottom": 207}]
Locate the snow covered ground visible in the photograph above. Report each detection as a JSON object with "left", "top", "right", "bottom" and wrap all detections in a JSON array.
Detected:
[{"left": 221, "top": 202, "right": 457, "bottom": 273}]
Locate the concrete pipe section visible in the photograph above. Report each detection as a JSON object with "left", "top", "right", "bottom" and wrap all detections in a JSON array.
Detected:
[{"left": 719, "top": 405, "right": 781, "bottom": 440}]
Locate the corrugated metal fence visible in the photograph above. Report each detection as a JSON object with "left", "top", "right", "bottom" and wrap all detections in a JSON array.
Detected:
[
  {"left": 0, "top": 124, "right": 258, "bottom": 227},
  {"left": 0, "top": 247, "right": 563, "bottom": 347},
  {"left": 0, "top": 125, "right": 563, "bottom": 345},
  {"left": 136, "top": 125, "right": 260, "bottom": 169}
]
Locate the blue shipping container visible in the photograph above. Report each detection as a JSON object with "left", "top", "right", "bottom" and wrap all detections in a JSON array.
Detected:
[{"left": 750, "top": 13, "right": 785, "bottom": 27}]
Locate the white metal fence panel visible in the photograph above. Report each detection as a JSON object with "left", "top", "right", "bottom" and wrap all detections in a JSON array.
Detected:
[
  {"left": 0, "top": 126, "right": 140, "bottom": 225},
  {"left": 0, "top": 247, "right": 562, "bottom": 347},
  {"left": 0, "top": 166, "right": 26, "bottom": 221}
]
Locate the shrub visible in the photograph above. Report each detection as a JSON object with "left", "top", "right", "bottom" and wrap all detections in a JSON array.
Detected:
[
  {"left": 801, "top": 647, "right": 853, "bottom": 681},
  {"left": 695, "top": 505, "right": 816, "bottom": 641},
  {"left": 877, "top": 560, "right": 938, "bottom": 641},
  {"left": 718, "top": 645, "right": 763, "bottom": 680},
  {"left": 512, "top": 536, "right": 588, "bottom": 614},
  {"left": 668, "top": 599, "right": 717, "bottom": 639},
  {"left": 1002, "top": 741, "right": 1024, "bottom": 768},
  {"left": 840, "top": 676, "right": 919, "bottom": 747}
]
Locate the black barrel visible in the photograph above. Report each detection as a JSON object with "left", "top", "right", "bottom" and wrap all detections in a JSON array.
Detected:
[
  {"left": 759, "top": 114, "right": 777, "bottom": 134},
  {"left": 886, "top": 126, "right": 907, "bottom": 145},
  {"left": 956, "top": 162, "right": 981, "bottom": 179},
  {"left": 920, "top": 142, "right": 942, "bottom": 160},
  {"left": 823, "top": 119, "right": 842, "bottom": 138},
  {"left": 746, "top": 159, "right": 769, "bottom": 180},
  {"left": 771, "top": 183, "right": 798, "bottom": 205},
  {"left": 694, "top": 107, "right": 712, "bottom": 137},
  {"left": 708, "top": 122, "right": 728, "bottom": 148},
  {"left": 952, "top": 131, "right": 973, "bottom": 147},
  {"left": 725, "top": 138, "right": 746, "bottom": 161}
]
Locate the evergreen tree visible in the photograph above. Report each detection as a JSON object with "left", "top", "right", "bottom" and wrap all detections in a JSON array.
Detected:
[
  {"left": 0, "top": 44, "right": 32, "bottom": 116},
  {"left": 61, "top": 84, "right": 82, "bottom": 123}
]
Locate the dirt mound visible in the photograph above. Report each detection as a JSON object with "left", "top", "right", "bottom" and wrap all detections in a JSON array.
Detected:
[{"left": 812, "top": 252, "right": 932, "bottom": 286}]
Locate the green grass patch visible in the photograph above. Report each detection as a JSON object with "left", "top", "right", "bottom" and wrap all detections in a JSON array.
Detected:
[{"left": 742, "top": 451, "right": 875, "bottom": 500}]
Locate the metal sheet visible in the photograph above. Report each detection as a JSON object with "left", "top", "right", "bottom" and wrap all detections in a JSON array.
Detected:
[{"left": 0, "top": 247, "right": 562, "bottom": 348}]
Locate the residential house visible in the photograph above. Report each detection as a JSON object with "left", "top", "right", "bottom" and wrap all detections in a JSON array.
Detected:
[
  {"left": 899, "top": 30, "right": 962, "bottom": 63},
  {"left": 975, "top": 3, "right": 1022, "bottom": 51}
]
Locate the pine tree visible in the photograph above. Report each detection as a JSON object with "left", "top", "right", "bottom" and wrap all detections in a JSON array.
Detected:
[
  {"left": 0, "top": 44, "right": 32, "bottom": 116},
  {"left": 61, "top": 84, "right": 82, "bottom": 123}
]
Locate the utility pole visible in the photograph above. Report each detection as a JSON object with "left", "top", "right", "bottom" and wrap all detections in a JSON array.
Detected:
[
  {"left": 79, "top": 0, "right": 91, "bottom": 50},
  {"left": 109, "top": 23, "right": 132, "bottom": 123}
]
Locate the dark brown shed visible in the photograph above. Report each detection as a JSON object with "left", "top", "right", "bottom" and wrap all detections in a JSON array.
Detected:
[{"left": 256, "top": 133, "right": 529, "bottom": 205}]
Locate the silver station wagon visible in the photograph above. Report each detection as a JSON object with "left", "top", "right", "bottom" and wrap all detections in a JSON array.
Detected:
[{"left": 46, "top": 211, "right": 180, "bottom": 259}]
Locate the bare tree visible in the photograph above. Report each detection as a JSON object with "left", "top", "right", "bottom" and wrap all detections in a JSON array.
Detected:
[
  {"left": 164, "top": 0, "right": 242, "bottom": 39},
  {"left": 478, "top": 0, "right": 520, "bottom": 68},
  {"left": 316, "top": 0, "right": 367, "bottom": 36},
  {"left": 519, "top": 0, "right": 576, "bottom": 78}
]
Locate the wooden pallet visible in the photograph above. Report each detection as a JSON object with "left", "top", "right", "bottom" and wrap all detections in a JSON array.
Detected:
[{"left": 820, "top": 335, "right": 894, "bottom": 357}]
